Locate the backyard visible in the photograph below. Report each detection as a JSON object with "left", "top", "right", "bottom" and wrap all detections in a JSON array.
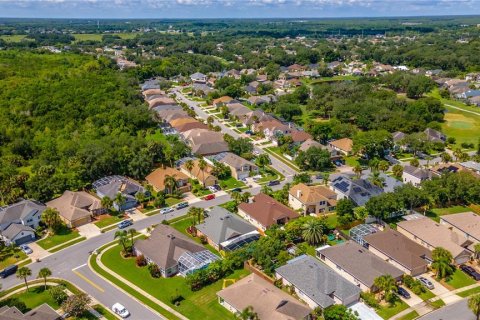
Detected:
[
  {"left": 37, "top": 227, "right": 82, "bottom": 250},
  {"left": 101, "top": 245, "right": 248, "bottom": 320},
  {"left": 426, "top": 205, "right": 470, "bottom": 222}
]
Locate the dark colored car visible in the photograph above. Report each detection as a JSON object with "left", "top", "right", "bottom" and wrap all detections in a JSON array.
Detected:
[
  {"left": 176, "top": 202, "right": 189, "bottom": 210},
  {"left": 117, "top": 219, "right": 133, "bottom": 229},
  {"left": 460, "top": 265, "right": 480, "bottom": 281},
  {"left": 0, "top": 264, "right": 18, "bottom": 278},
  {"left": 267, "top": 180, "right": 280, "bottom": 186},
  {"left": 212, "top": 184, "right": 221, "bottom": 191},
  {"left": 231, "top": 188, "right": 242, "bottom": 192},
  {"left": 397, "top": 287, "right": 411, "bottom": 299}
]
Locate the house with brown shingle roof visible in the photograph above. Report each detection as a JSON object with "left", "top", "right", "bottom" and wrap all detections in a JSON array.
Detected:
[
  {"left": 181, "top": 128, "right": 229, "bottom": 156},
  {"left": 252, "top": 119, "right": 291, "bottom": 142},
  {"left": 328, "top": 138, "right": 353, "bottom": 155},
  {"left": 217, "top": 273, "right": 311, "bottom": 320},
  {"left": 148, "top": 96, "right": 177, "bottom": 109},
  {"left": 210, "top": 152, "right": 258, "bottom": 180},
  {"left": 180, "top": 159, "right": 218, "bottom": 187},
  {"left": 298, "top": 139, "right": 322, "bottom": 152},
  {"left": 290, "top": 130, "right": 312, "bottom": 144},
  {"left": 238, "top": 193, "right": 299, "bottom": 231},
  {"left": 440, "top": 212, "right": 480, "bottom": 244},
  {"left": 46, "top": 191, "right": 105, "bottom": 228},
  {"left": 213, "top": 96, "right": 234, "bottom": 108},
  {"left": 288, "top": 183, "right": 337, "bottom": 216},
  {"left": 145, "top": 167, "right": 191, "bottom": 193}
]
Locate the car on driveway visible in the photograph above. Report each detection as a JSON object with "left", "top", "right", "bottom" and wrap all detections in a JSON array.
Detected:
[
  {"left": 212, "top": 184, "right": 221, "bottom": 191},
  {"left": 208, "top": 186, "right": 217, "bottom": 192},
  {"left": 267, "top": 180, "right": 280, "bottom": 186},
  {"left": 176, "top": 202, "right": 189, "bottom": 210},
  {"left": 112, "top": 303, "right": 130, "bottom": 318},
  {"left": 460, "top": 265, "right": 480, "bottom": 281},
  {"left": 231, "top": 187, "right": 242, "bottom": 192},
  {"left": 20, "top": 244, "right": 33, "bottom": 255},
  {"left": 204, "top": 194, "right": 216, "bottom": 200},
  {"left": 418, "top": 276, "right": 435, "bottom": 289},
  {"left": 397, "top": 286, "right": 411, "bottom": 299},
  {"left": 117, "top": 219, "right": 133, "bottom": 229},
  {"left": 160, "top": 207, "right": 174, "bottom": 215}
]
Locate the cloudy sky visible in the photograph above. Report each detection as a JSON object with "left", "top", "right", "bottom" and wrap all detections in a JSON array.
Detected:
[{"left": 0, "top": 0, "right": 479, "bottom": 19}]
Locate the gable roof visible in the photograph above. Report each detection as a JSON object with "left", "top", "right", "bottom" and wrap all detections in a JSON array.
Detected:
[
  {"left": 148, "top": 96, "right": 177, "bottom": 109},
  {"left": 146, "top": 167, "right": 189, "bottom": 191},
  {"left": 319, "top": 241, "right": 404, "bottom": 288},
  {"left": 0, "top": 200, "right": 46, "bottom": 225},
  {"left": 181, "top": 159, "right": 216, "bottom": 182},
  {"left": 440, "top": 212, "right": 480, "bottom": 242},
  {"left": 392, "top": 131, "right": 406, "bottom": 143},
  {"left": 217, "top": 274, "right": 311, "bottom": 320},
  {"left": 364, "top": 229, "right": 432, "bottom": 271},
  {"left": 195, "top": 206, "right": 257, "bottom": 246},
  {"left": 182, "top": 129, "right": 229, "bottom": 156},
  {"left": 0, "top": 303, "right": 60, "bottom": 320},
  {"left": 298, "top": 139, "right": 323, "bottom": 152},
  {"left": 94, "top": 176, "right": 144, "bottom": 199},
  {"left": 289, "top": 183, "right": 337, "bottom": 205},
  {"left": 213, "top": 96, "right": 233, "bottom": 105},
  {"left": 46, "top": 191, "right": 101, "bottom": 222},
  {"left": 2, "top": 223, "right": 35, "bottom": 240},
  {"left": 424, "top": 128, "right": 446, "bottom": 142},
  {"left": 175, "top": 121, "right": 209, "bottom": 133},
  {"left": 290, "top": 130, "right": 312, "bottom": 143},
  {"left": 134, "top": 224, "right": 207, "bottom": 270},
  {"left": 403, "top": 165, "right": 432, "bottom": 180},
  {"left": 329, "top": 138, "right": 353, "bottom": 153},
  {"left": 211, "top": 152, "right": 257, "bottom": 170},
  {"left": 169, "top": 117, "right": 198, "bottom": 128},
  {"left": 238, "top": 193, "right": 299, "bottom": 229},
  {"left": 330, "top": 175, "right": 383, "bottom": 206},
  {"left": 276, "top": 255, "right": 361, "bottom": 309}
]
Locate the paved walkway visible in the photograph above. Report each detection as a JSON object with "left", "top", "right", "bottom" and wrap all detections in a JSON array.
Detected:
[{"left": 94, "top": 244, "right": 188, "bottom": 320}]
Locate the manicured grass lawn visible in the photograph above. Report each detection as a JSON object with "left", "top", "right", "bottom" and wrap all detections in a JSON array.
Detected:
[
  {"left": 445, "top": 269, "right": 476, "bottom": 289},
  {"left": 0, "top": 249, "right": 27, "bottom": 269},
  {"left": 323, "top": 214, "right": 338, "bottom": 229},
  {"left": 166, "top": 197, "right": 182, "bottom": 207},
  {"left": 0, "top": 286, "right": 60, "bottom": 311},
  {"left": 418, "top": 289, "right": 435, "bottom": 301},
  {"left": 219, "top": 177, "right": 245, "bottom": 190},
  {"left": 92, "top": 304, "right": 118, "bottom": 320},
  {"left": 193, "top": 188, "right": 212, "bottom": 197},
  {"left": 94, "top": 215, "right": 125, "bottom": 229},
  {"left": 345, "top": 156, "right": 360, "bottom": 167},
  {"left": 101, "top": 245, "right": 247, "bottom": 320},
  {"left": 37, "top": 227, "right": 81, "bottom": 250},
  {"left": 429, "top": 299, "right": 445, "bottom": 309},
  {"left": 49, "top": 237, "right": 86, "bottom": 253},
  {"left": 257, "top": 168, "right": 278, "bottom": 183},
  {"left": 457, "top": 286, "right": 480, "bottom": 297},
  {"left": 426, "top": 206, "right": 470, "bottom": 222},
  {"left": 376, "top": 299, "right": 409, "bottom": 319},
  {"left": 398, "top": 311, "right": 419, "bottom": 320},
  {"left": 264, "top": 147, "right": 299, "bottom": 170}
]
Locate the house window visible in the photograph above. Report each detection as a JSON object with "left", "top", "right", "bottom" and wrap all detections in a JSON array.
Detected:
[{"left": 319, "top": 201, "right": 326, "bottom": 206}]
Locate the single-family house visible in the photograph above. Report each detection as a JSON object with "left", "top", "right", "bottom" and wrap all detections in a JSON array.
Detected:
[
  {"left": 288, "top": 183, "right": 337, "bottom": 215},
  {"left": 240, "top": 110, "right": 274, "bottom": 127},
  {"left": 275, "top": 255, "right": 361, "bottom": 309},
  {"left": 397, "top": 218, "right": 473, "bottom": 264},
  {"left": 298, "top": 139, "right": 322, "bottom": 152},
  {"left": 47, "top": 191, "right": 104, "bottom": 228},
  {"left": 424, "top": 128, "right": 446, "bottom": 143},
  {"left": 392, "top": 131, "right": 406, "bottom": 145},
  {"left": 0, "top": 303, "right": 61, "bottom": 320},
  {"left": 210, "top": 152, "right": 258, "bottom": 180},
  {"left": 330, "top": 175, "right": 383, "bottom": 206},
  {"left": 146, "top": 167, "right": 191, "bottom": 194},
  {"left": 247, "top": 96, "right": 268, "bottom": 106},
  {"left": 328, "top": 138, "right": 353, "bottom": 156},
  {"left": 0, "top": 199, "right": 46, "bottom": 234},
  {"left": 364, "top": 229, "right": 432, "bottom": 276},
  {"left": 252, "top": 119, "right": 291, "bottom": 142},
  {"left": 192, "top": 83, "right": 215, "bottom": 96},
  {"left": 217, "top": 274, "right": 311, "bottom": 320},
  {"left": 290, "top": 130, "right": 313, "bottom": 145},
  {"left": 190, "top": 72, "right": 207, "bottom": 83},
  {"left": 460, "top": 161, "right": 480, "bottom": 174},
  {"left": 287, "top": 64, "right": 306, "bottom": 72},
  {"left": 93, "top": 176, "right": 147, "bottom": 211},
  {"left": 148, "top": 96, "right": 177, "bottom": 109},
  {"left": 402, "top": 165, "right": 431, "bottom": 187},
  {"left": 213, "top": 96, "right": 234, "bottom": 108},
  {"left": 195, "top": 206, "right": 259, "bottom": 251},
  {"left": 142, "top": 88, "right": 165, "bottom": 99},
  {"left": 440, "top": 212, "right": 480, "bottom": 244},
  {"left": 180, "top": 159, "right": 218, "bottom": 187},
  {"left": 238, "top": 193, "right": 299, "bottom": 232},
  {"left": 134, "top": 225, "right": 219, "bottom": 277},
  {"left": 182, "top": 129, "right": 229, "bottom": 156},
  {"left": 317, "top": 241, "right": 404, "bottom": 292}
]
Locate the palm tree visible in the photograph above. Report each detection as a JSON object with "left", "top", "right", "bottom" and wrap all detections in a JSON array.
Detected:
[
  {"left": 468, "top": 294, "right": 480, "bottom": 320},
  {"left": 261, "top": 185, "right": 273, "bottom": 196},
  {"left": 188, "top": 207, "right": 198, "bottom": 227},
  {"left": 368, "top": 171, "right": 385, "bottom": 188},
  {"left": 474, "top": 243, "right": 480, "bottom": 261},
  {"left": 163, "top": 174, "right": 178, "bottom": 195},
  {"left": 441, "top": 152, "right": 452, "bottom": 163},
  {"left": 198, "top": 159, "right": 208, "bottom": 187},
  {"left": 41, "top": 208, "right": 61, "bottom": 234},
  {"left": 114, "top": 193, "right": 126, "bottom": 212},
  {"left": 231, "top": 191, "right": 242, "bottom": 204},
  {"left": 241, "top": 192, "right": 251, "bottom": 203},
  {"left": 353, "top": 165, "right": 362, "bottom": 178},
  {"left": 235, "top": 306, "right": 259, "bottom": 320},
  {"left": 114, "top": 230, "right": 129, "bottom": 254},
  {"left": 101, "top": 196, "right": 113, "bottom": 211},
  {"left": 135, "top": 192, "right": 145, "bottom": 208},
  {"left": 302, "top": 219, "right": 325, "bottom": 245},
  {"left": 373, "top": 274, "right": 397, "bottom": 303},
  {"left": 378, "top": 160, "right": 389, "bottom": 173},
  {"left": 185, "top": 160, "right": 194, "bottom": 177},
  {"left": 431, "top": 247, "right": 455, "bottom": 280},
  {"left": 127, "top": 228, "right": 136, "bottom": 248},
  {"left": 38, "top": 268, "right": 52, "bottom": 290},
  {"left": 392, "top": 164, "right": 403, "bottom": 178},
  {"left": 16, "top": 267, "right": 32, "bottom": 291}
]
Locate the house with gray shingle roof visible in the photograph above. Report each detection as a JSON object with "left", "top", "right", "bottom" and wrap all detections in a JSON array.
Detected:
[
  {"left": 402, "top": 165, "right": 431, "bottom": 187},
  {"left": 0, "top": 199, "right": 46, "bottom": 245},
  {"left": 93, "top": 175, "right": 147, "bottom": 211},
  {"left": 195, "top": 206, "right": 259, "bottom": 251},
  {"left": 275, "top": 255, "right": 361, "bottom": 309}
]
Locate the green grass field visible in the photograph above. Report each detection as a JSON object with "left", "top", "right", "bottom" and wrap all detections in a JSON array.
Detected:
[
  {"left": 397, "top": 311, "right": 419, "bottom": 320},
  {"left": 94, "top": 215, "right": 125, "bottom": 229},
  {"left": 426, "top": 205, "right": 470, "bottom": 222},
  {"left": 219, "top": 177, "right": 245, "bottom": 190},
  {"left": 445, "top": 269, "right": 476, "bottom": 289},
  {"left": 73, "top": 33, "right": 139, "bottom": 42},
  {"left": 0, "top": 249, "right": 27, "bottom": 269},
  {"left": 37, "top": 227, "right": 82, "bottom": 250},
  {"left": 101, "top": 245, "right": 247, "bottom": 320},
  {"left": 170, "top": 218, "right": 218, "bottom": 254},
  {"left": 457, "top": 286, "right": 480, "bottom": 297},
  {"left": 0, "top": 286, "right": 60, "bottom": 311},
  {"left": 376, "top": 299, "right": 409, "bottom": 319},
  {"left": 0, "top": 35, "right": 28, "bottom": 42}
]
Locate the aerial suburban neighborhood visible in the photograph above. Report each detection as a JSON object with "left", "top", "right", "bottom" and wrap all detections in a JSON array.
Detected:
[{"left": 1, "top": 8, "right": 480, "bottom": 320}]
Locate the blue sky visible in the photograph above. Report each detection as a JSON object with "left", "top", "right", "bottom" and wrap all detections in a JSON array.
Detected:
[{"left": 0, "top": 0, "right": 479, "bottom": 19}]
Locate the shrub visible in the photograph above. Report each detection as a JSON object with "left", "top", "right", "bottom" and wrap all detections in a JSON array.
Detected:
[
  {"left": 147, "top": 263, "right": 161, "bottom": 278},
  {"left": 0, "top": 298, "right": 27, "bottom": 313},
  {"left": 360, "top": 292, "right": 379, "bottom": 308},
  {"left": 169, "top": 294, "right": 184, "bottom": 305},
  {"left": 135, "top": 254, "right": 147, "bottom": 267},
  {"left": 199, "top": 235, "right": 208, "bottom": 244},
  {"left": 49, "top": 285, "right": 68, "bottom": 304}
]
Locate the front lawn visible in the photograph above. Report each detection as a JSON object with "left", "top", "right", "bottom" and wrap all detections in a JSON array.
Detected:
[
  {"left": 94, "top": 214, "right": 125, "bottom": 229},
  {"left": 426, "top": 206, "right": 470, "bottom": 222},
  {"left": 344, "top": 156, "right": 360, "bottom": 167},
  {"left": 101, "top": 245, "right": 248, "bottom": 320},
  {"left": 0, "top": 286, "right": 60, "bottom": 311},
  {"left": 219, "top": 177, "right": 245, "bottom": 190},
  {"left": 444, "top": 269, "right": 476, "bottom": 289},
  {"left": 429, "top": 299, "right": 445, "bottom": 309},
  {"left": 192, "top": 188, "right": 211, "bottom": 197},
  {"left": 375, "top": 299, "right": 409, "bottom": 319},
  {"left": 257, "top": 168, "right": 279, "bottom": 183},
  {"left": 0, "top": 248, "right": 27, "bottom": 269},
  {"left": 418, "top": 289, "right": 435, "bottom": 301},
  {"left": 166, "top": 197, "right": 182, "bottom": 207},
  {"left": 398, "top": 311, "right": 419, "bottom": 320},
  {"left": 457, "top": 286, "right": 480, "bottom": 297},
  {"left": 37, "top": 227, "right": 81, "bottom": 250}
]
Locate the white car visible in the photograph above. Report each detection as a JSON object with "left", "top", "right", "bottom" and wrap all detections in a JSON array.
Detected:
[
  {"left": 160, "top": 207, "right": 174, "bottom": 214},
  {"left": 20, "top": 245, "right": 33, "bottom": 255},
  {"left": 112, "top": 303, "right": 130, "bottom": 318},
  {"left": 208, "top": 186, "right": 217, "bottom": 193}
]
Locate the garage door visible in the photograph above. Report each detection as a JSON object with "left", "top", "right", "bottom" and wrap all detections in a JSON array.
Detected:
[{"left": 15, "top": 235, "right": 33, "bottom": 245}]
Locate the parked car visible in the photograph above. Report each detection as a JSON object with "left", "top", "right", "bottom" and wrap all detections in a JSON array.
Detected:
[
  {"left": 397, "top": 287, "right": 411, "bottom": 299},
  {"left": 460, "top": 265, "right": 480, "bottom": 281},
  {"left": 418, "top": 276, "right": 435, "bottom": 289},
  {"left": 176, "top": 202, "right": 189, "bottom": 210},
  {"left": 160, "top": 207, "right": 174, "bottom": 215},
  {"left": 112, "top": 303, "right": 130, "bottom": 318},
  {"left": 253, "top": 150, "right": 260, "bottom": 156},
  {"left": 212, "top": 184, "right": 221, "bottom": 191},
  {"left": 117, "top": 219, "right": 133, "bottom": 229},
  {"left": 204, "top": 194, "right": 216, "bottom": 201},
  {"left": 0, "top": 265, "right": 18, "bottom": 278},
  {"left": 267, "top": 180, "right": 280, "bottom": 186},
  {"left": 20, "top": 244, "right": 33, "bottom": 255},
  {"left": 245, "top": 130, "right": 253, "bottom": 135},
  {"left": 231, "top": 188, "right": 242, "bottom": 192}
]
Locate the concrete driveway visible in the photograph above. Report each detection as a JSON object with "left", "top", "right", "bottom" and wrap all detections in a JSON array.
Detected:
[
  {"left": 422, "top": 274, "right": 450, "bottom": 296},
  {"left": 399, "top": 286, "right": 423, "bottom": 307},
  {"left": 77, "top": 223, "right": 101, "bottom": 238}
]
